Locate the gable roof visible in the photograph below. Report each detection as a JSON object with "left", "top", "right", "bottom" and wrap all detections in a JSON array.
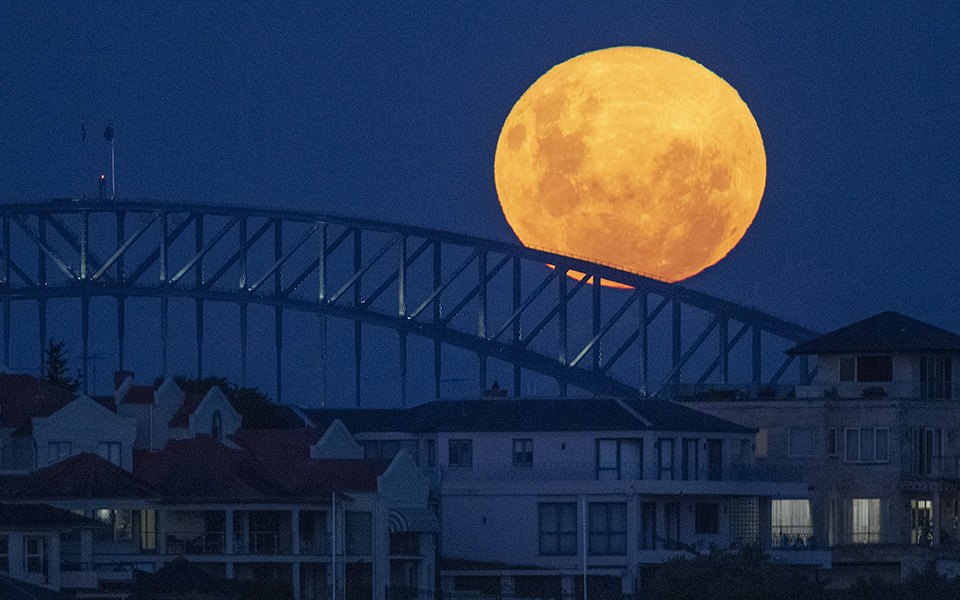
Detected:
[
  {"left": 787, "top": 311, "right": 960, "bottom": 355},
  {"left": 305, "top": 397, "right": 753, "bottom": 435},
  {"left": 8, "top": 453, "right": 157, "bottom": 500}
]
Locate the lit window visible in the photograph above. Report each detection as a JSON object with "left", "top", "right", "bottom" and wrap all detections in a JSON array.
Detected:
[
  {"left": 513, "top": 439, "right": 533, "bottom": 466},
  {"left": 448, "top": 440, "right": 472, "bottom": 467},
  {"left": 772, "top": 499, "right": 813, "bottom": 547},
  {"left": 539, "top": 503, "right": 576, "bottom": 555},
  {"left": 96, "top": 509, "right": 133, "bottom": 542},
  {"left": 910, "top": 500, "right": 932, "bottom": 545},
  {"left": 852, "top": 499, "right": 881, "bottom": 543}
]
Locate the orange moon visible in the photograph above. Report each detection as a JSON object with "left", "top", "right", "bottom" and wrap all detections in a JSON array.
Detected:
[{"left": 494, "top": 47, "right": 766, "bottom": 283}]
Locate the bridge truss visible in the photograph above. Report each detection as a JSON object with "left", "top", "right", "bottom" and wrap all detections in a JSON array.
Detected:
[{"left": 0, "top": 200, "right": 817, "bottom": 405}]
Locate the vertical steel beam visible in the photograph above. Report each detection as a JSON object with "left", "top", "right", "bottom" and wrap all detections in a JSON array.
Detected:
[
  {"left": 38, "top": 216, "right": 46, "bottom": 378},
  {"left": 318, "top": 222, "right": 327, "bottom": 407},
  {"left": 752, "top": 326, "right": 762, "bottom": 383},
  {"left": 719, "top": 318, "right": 729, "bottom": 384},
  {"left": 672, "top": 300, "right": 682, "bottom": 383},
  {"left": 639, "top": 293, "right": 648, "bottom": 396},
  {"left": 81, "top": 296, "right": 89, "bottom": 395},
  {"left": 478, "top": 251, "right": 487, "bottom": 394},
  {"left": 239, "top": 217, "right": 247, "bottom": 289},
  {"left": 558, "top": 270, "right": 567, "bottom": 397},
  {"left": 117, "top": 210, "right": 125, "bottom": 371},
  {"left": 239, "top": 217, "right": 248, "bottom": 388},
  {"left": 195, "top": 214, "right": 204, "bottom": 379},
  {"left": 353, "top": 229, "right": 362, "bottom": 407},
  {"left": 80, "top": 210, "right": 88, "bottom": 280},
  {"left": 160, "top": 296, "right": 168, "bottom": 377},
  {"left": 240, "top": 302, "right": 248, "bottom": 388},
  {"left": 512, "top": 257, "right": 521, "bottom": 397},
  {"left": 592, "top": 277, "right": 601, "bottom": 375},
  {"left": 800, "top": 355, "right": 810, "bottom": 385},
  {"left": 399, "top": 333, "right": 407, "bottom": 408},
  {"left": 275, "top": 221, "right": 283, "bottom": 403},
  {"left": 399, "top": 235, "right": 407, "bottom": 408},
  {"left": 433, "top": 242, "right": 441, "bottom": 399},
  {"left": 159, "top": 212, "right": 168, "bottom": 377},
  {"left": 2, "top": 215, "right": 8, "bottom": 367}
]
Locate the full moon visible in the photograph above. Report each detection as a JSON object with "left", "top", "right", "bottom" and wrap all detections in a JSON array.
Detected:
[{"left": 494, "top": 47, "right": 766, "bottom": 283}]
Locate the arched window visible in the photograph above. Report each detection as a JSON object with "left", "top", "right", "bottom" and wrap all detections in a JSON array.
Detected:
[{"left": 212, "top": 411, "right": 223, "bottom": 442}]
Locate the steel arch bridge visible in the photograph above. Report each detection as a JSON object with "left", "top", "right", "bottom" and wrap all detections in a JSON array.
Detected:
[{"left": 0, "top": 199, "right": 817, "bottom": 405}]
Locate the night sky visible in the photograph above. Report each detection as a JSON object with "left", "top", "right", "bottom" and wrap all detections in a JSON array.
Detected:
[{"left": 1, "top": 3, "right": 958, "bottom": 399}]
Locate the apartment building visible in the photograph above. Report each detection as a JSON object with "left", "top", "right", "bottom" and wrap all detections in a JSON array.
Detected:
[
  {"left": 305, "top": 396, "right": 826, "bottom": 598},
  {"left": 682, "top": 311, "right": 960, "bottom": 584}
]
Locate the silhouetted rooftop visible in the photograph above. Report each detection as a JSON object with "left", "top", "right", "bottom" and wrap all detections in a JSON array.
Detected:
[{"left": 787, "top": 311, "right": 960, "bottom": 355}]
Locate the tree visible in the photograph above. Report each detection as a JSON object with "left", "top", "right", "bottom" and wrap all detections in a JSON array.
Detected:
[
  {"left": 44, "top": 340, "right": 81, "bottom": 393},
  {"left": 153, "top": 375, "right": 303, "bottom": 429}
]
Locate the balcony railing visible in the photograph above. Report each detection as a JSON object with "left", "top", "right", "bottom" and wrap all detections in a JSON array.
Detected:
[
  {"left": 165, "top": 532, "right": 225, "bottom": 555},
  {"left": 901, "top": 454, "right": 960, "bottom": 479},
  {"left": 439, "top": 462, "right": 802, "bottom": 483}
]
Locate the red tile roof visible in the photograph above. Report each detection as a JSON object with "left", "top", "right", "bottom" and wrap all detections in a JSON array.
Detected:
[
  {"left": 168, "top": 392, "right": 204, "bottom": 427},
  {"left": 10, "top": 453, "right": 157, "bottom": 500},
  {"left": 0, "top": 373, "right": 75, "bottom": 431},
  {"left": 134, "top": 436, "right": 387, "bottom": 502},
  {"left": 229, "top": 427, "right": 322, "bottom": 461}
]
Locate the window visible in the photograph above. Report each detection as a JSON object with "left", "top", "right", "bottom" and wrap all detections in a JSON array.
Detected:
[
  {"left": 588, "top": 503, "right": 626, "bottom": 555},
  {"left": 772, "top": 499, "right": 813, "bottom": 547},
  {"left": 426, "top": 439, "right": 436, "bottom": 467},
  {"left": 24, "top": 536, "right": 45, "bottom": 575},
  {"left": 921, "top": 356, "right": 952, "bottom": 399},
  {"left": 640, "top": 502, "right": 657, "bottom": 550},
  {"left": 839, "top": 355, "right": 893, "bottom": 382},
  {"left": 513, "top": 439, "right": 533, "bottom": 466},
  {"left": 345, "top": 511, "right": 373, "bottom": 555},
  {"left": 96, "top": 509, "right": 133, "bottom": 541},
  {"left": 729, "top": 497, "right": 759, "bottom": 546},
  {"left": 362, "top": 440, "right": 419, "bottom": 462},
  {"left": 664, "top": 502, "right": 681, "bottom": 547},
  {"left": 755, "top": 429, "right": 768, "bottom": 458},
  {"left": 0, "top": 535, "right": 7, "bottom": 573},
  {"left": 596, "top": 439, "right": 620, "bottom": 480},
  {"left": 139, "top": 510, "right": 156, "bottom": 551},
  {"left": 910, "top": 500, "right": 933, "bottom": 545},
  {"left": 910, "top": 428, "right": 942, "bottom": 476},
  {"left": 827, "top": 428, "right": 839, "bottom": 457},
  {"left": 844, "top": 428, "right": 888, "bottom": 463},
  {"left": 707, "top": 439, "right": 723, "bottom": 481},
  {"left": 47, "top": 441, "right": 71, "bottom": 465},
  {"left": 212, "top": 411, "right": 222, "bottom": 442},
  {"left": 681, "top": 439, "right": 699, "bottom": 480},
  {"left": 788, "top": 427, "right": 815, "bottom": 457},
  {"left": 852, "top": 499, "right": 881, "bottom": 543},
  {"left": 448, "top": 440, "right": 472, "bottom": 467},
  {"left": 539, "top": 503, "right": 577, "bottom": 555},
  {"left": 657, "top": 438, "right": 675, "bottom": 480},
  {"left": 695, "top": 503, "right": 720, "bottom": 535},
  {"left": 98, "top": 442, "right": 122, "bottom": 467}
]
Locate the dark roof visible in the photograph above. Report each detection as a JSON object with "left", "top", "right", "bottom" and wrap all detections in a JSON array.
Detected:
[
  {"left": 9, "top": 453, "right": 157, "bottom": 500},
  {"left": 123, "top": 384, "right": 155, "bottom": 405},
  {"left": 229, "top": 428, "right": 322, "bottom": 461},
  {"left": 305, "top": 397, "right": 753, "bottom": 435},
  {"left": 0, "top": 574, "right": 74, "bottom": 600},
  {"left": 169, "top": 392, "right": 204, "bottom": 427},
  {"left": 0, "top": 503, "right": 99, "bottom": 530},
  {"left": 787, "top": 311, "right": 960, "bottom": 355},
  {"left": 134, "top": 436, "right": 387, "bottom": 502},
  {"left": 0, "top": 372, "right": 75, "bottom": 431}
]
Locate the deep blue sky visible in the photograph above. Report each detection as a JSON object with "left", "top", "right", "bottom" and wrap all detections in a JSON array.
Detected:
[{"left": 1, "top": 2, "right": 958, "bottom": 387}]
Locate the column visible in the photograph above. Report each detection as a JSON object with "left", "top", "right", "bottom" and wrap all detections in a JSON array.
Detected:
[
  {"left": 80, "top": 529, "right": 93, "bottom": 571},
  {"left": 933, "top": 494, "right": 942, "bottom": 547},
  {"left": 157, "top": 509, "right": 168, "bottom": 556},
  {"left": 225, "top": 508, "right": 234, "bottom": 578},
  {"left": 501, "top": 575, "right": 515, "bottom": 598},
  {"left": 292, "top": 508, "right": 300, "bottom": 555},
  {"left": 48, "top": 533, "right": 61, "bottom": 590}
]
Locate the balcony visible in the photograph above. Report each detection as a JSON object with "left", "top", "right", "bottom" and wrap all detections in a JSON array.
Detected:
[
  {"left": 165, "top": 531, "right": 226, "bottom": 555},
  {"left": 901, "top": 454, "right": 960, "bottom": 480},
  {"left": 441, "top": 462, "right": 595, "bottom": 482}
]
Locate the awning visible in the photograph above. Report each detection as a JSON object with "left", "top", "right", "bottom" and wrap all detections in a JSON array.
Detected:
[{"left": 389, "top": 507, "right": 439, "bottom": 533}]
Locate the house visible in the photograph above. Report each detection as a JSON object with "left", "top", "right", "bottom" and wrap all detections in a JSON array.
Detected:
[
  {"left": 305, "top": 396, "right": 827, "bottom": 598},
  {"left": 680, "top": 311, "right": 960, "bottom": 584}
]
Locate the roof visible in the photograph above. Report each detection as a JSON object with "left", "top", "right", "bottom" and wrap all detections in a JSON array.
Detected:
[
  {"left": 8, "top": 453, "right": 157, "bottom": 500},
  {"left": 123, "top": 384, "right": 155, "bottom": 405},
  {"left": 0, "top": 503, "right": 99, "bottom": 530},
  {"left": 134, "top": 436, "right": 387, "bottom": 502},
  {"left": 787, "top": 311, "right": 960, "bottom": 355},
  {"left": 0, "top": 372, "right": 75, "bottom": 431},
  {"left": 305, "top": 397, "right": 754, "bottom": 435},
  {"left": 169, "top": 392, "right": 204, "bottom": 427},
  {"left": 229, "top": 427, "right": 322, "bottom": 461},
  {"left": 0, "top": 574, "right": 75, "bottom": 600}
]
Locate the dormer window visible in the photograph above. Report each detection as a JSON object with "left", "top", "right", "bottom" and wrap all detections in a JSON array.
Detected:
[
  {"left": 212, "top": 411, "right": 223, "bottom": 442},
  {"left": 838, "top": 355, "right": 893, "bottom": 382}
]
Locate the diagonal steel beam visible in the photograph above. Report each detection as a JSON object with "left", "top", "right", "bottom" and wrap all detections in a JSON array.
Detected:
[
  {"left": 364, "top": 238, "right": 432, "bottom": 308},
  {"left": 248, "top": 223, "right": 320, "bottom": 292},
  {"left": 492, "top": 268, "right": 560, "bottom": 341},
  {"left": 656, "top": 316, "right": 722, "bottom": 393},
  {"left": 441, "top": 254, "right": 510, "bottom": 328},
  {"left": 203, "top": 218, "right": 274, "bottom": 290},
  {"left": 170, "top": 216, "right": 240, "bottom": 284},
  {"left": 599, "top": 329, "right": 640, "bottom": 376},
  {"left": 126, "top": 213, "right": 196, "bottom": 285},
  {"left": 46, "top": 214, "right": 114, "bottom": 283},
  {"left": 519, "top": 270, "right": 591, "bottom": 350},
  {"left": 12, "top": 215, "right": 79, "bottom": 281},
  {"left": 569, "top": 289, "right": 641, "bottom": 368},
  {"left": 92, "top": 211, "right": 161, "bottom": 281},
  {"left": 769, "top": 353, "right": 796, "bottom": 383},
  {"left": 408, "top": 249, "right": 479, "bottom": 320},
  {"left": 327, "top": 236, "right": 398, "bottom": 304},
  {"left": 696, "top": 321, "right": 753, "bottom": 383}
]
